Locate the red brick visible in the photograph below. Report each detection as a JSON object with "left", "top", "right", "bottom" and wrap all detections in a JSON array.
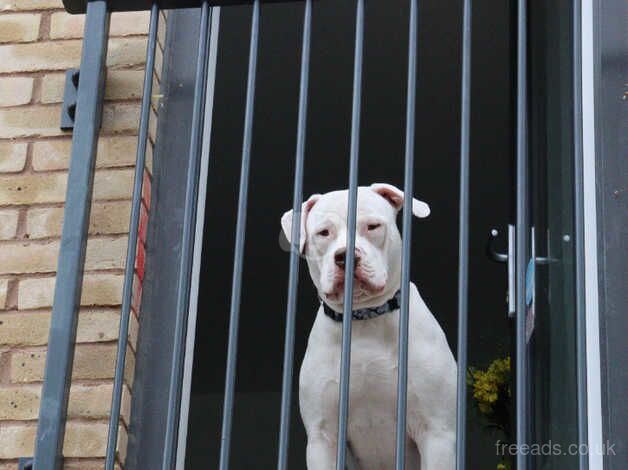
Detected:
[
  {"left": 138, "top": 202, "right": 148, "bottom": 244},
  {"left": 134, "top": 239, "right": 145, "bottom": 281},
  {"left": 131, "top": 273, "right": 142, "bottom": 315},
  {"left": 141, "top": 170, "right": 151, "bottom": 207}
]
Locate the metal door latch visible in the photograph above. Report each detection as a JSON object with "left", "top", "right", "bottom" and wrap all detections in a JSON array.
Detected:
[{"left": 487, "top": 225, "right": 557, "bottom": 317}]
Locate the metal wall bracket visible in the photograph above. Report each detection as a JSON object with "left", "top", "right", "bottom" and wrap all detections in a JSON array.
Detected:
[
  {"left": 61, "top": 69, "right": 80, "bottom": 131},
  {"left": 18, "top": 458, "right": 33, "bottom": 470}
]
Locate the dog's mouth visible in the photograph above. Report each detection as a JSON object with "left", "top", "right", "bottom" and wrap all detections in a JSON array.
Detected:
[{"left": 324, "top": 270, "right": 385, "bottom": 302}]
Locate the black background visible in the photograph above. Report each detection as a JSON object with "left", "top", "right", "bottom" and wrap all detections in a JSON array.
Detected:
[{"left": 186, "top": 0, "right": 514, "bottom": 467}]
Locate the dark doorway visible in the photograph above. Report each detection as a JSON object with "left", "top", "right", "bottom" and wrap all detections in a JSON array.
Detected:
[{"left": 185, "top": 0, "right": 513, "bottom": 467}]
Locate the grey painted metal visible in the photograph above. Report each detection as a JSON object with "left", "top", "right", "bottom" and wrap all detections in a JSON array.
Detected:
[
  {"left": 336, "top": 1, "right": 364, "bottom": 469},
  {"left": 18, "top": 458, "right": 33, "bottom": 470},
  {"left": 572, "top": 1, "right": 589, "bottom": 468},
  {"left": 276, "top": 1, "right": 311, "bottom": 469},
  {"left": 105, "top": 4, "right": 159, "bottom": 469},
  {"left": 515, "top": 0, "right": 529, "bottom": 468},
  {"left": 124, "top": 10, "right": 202, "bottom": 468},
  {"left": 218, "top": 1, "right": 260, "bottom": 468},
  {"left": 161, "top": 3, "right": 212, "bottom": 468},
  {"left": 455, "top": 0, "right": 472, "bottom": 468},
  {"left": 593, "top": 0, "right": 628, "bottom": 464},
  {"left": 394, "top": 0, "right": 418, "bottom": 468},
  {"left": 32, "top": 3, "right": 110, "bottom": 469},
  {"left": 175, "top": 9, "right": 221, "bottom": 469}
]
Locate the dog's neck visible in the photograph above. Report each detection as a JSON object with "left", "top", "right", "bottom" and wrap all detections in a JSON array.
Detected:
[{"left": 320, "top": 289, "right": 402, "bottom": 322}]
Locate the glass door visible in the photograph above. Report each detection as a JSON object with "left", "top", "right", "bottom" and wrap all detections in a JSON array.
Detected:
[{"left": 528, "top": 0, "right": 580, "bottom": 468}]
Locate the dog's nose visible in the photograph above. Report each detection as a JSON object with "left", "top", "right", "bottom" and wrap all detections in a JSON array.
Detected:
[
  {"left": 334, "top": 251, "right": 345, "bottom": 268},
  {"left": 334, "top": 249, "right": 360, "bottom": 269}
]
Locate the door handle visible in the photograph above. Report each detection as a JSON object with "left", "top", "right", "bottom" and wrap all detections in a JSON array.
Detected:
[
  {"left": 487, "top": 225, "right": 557, "bottom": 317},
  {"left": 487, "top": 225, "right": 516, "bottom": 316}
]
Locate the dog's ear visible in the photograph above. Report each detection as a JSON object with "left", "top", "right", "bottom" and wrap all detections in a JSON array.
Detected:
[
  {"left": 281, "top": 194, "right": 321, "bottom": 253},
  {"left": 370, "top": 183, "right": 430, "bottom": 218}
]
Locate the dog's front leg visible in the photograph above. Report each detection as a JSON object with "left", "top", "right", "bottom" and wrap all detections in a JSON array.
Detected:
[
  {"left": 417, "top": 429, "right": 455, "bottom": 470},
  {"left": 306, "top": 434, "right": 338, "bottom": 470}
]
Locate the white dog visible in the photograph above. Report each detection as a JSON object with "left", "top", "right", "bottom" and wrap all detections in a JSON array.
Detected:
[{"left": 281, "top": 183, "right": 457, "bottom": 470}]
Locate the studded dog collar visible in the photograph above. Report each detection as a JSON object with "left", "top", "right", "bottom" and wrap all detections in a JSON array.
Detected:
[{"left": 321, "top": 289, "right": 402, "bottom": 322}]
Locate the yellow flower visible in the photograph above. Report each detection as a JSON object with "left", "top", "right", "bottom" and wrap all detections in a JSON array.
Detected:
[{"left": 470, "top": 357, "right": 511, "bottom": 416}]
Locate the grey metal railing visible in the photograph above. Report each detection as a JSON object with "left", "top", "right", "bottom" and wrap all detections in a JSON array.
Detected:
[
  {"left": 336, "top": 1, "right": 365, "bottom": 468},
  {"left": 455, "top": 0, "right": 472, "bottom": 468},
  {"left": 33, "top": 2, "right": 110, "bottom": 468},
  {"left": 276, "top": 1, "right": 312, "bottom": 469},
  {"left": 515, "top": 0, "right": 529, "bottom": 468},
  {"left": 218, "top": 1, "right": 260, "bottom": 468},
  {"left": 32, "top": 0, "right": 588, "bottom": 469},
  {"left": 104, "top": 4, "right": 159, "bottom": 469},
  {"left": 395, "top": 0, "right": 419, "bottom": 467}
]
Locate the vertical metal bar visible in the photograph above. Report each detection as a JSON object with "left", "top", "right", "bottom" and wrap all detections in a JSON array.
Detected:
[
  {"left": 162, "top": 3, "right": 212, "bottom": 468},
  {"left": 218, "top": 1, "right": 260, "bottom": 468},
  {"left": 394, "top": 0, "right": 418, "bottom": 468},
  {"left": 33, "top": 3, "right": 110, "bottom": 469},
  {"left": 455, "top": 0, "right": 472, "bottom": 468},
  {"left": 277, "top": 1, "right": 311, "bottom": 469},
  {"left": 336, "top": 1, "right": 364, "bottom": 469},
  {"left": 572, "top": 0, "right": 589, "bottom": 468},
  {"left": 515, "top": 0, "right": 529, "bottom": 467},
  {"left": 104, "top": 5, "right": 158, "bottom": 469}
]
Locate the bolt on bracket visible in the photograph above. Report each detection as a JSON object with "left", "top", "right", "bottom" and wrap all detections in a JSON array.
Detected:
[{"left": 61, "top": 68, "right": 80, "bottom": 131}]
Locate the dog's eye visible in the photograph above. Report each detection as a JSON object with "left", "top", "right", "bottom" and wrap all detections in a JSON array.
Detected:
[
  {"left": 367, "top": 223, "right": 382, "bottom": 231},
  {"left": 317, "top": 229, "right": 330, "bottom": 237}
]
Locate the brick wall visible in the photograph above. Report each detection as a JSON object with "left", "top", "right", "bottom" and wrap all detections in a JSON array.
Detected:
[{"left": 0, "top": 1, "right": 164, "bottom": 468}]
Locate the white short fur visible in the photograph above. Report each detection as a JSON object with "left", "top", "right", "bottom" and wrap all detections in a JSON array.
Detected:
[{"left": 281, "top": 184, "right": 457, "bottom": 470}]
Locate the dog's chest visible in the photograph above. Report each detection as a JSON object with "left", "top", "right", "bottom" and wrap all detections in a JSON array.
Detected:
[
  {"left": 345, "top": 332, "right": 400, "bottom": 463},
  {"left": 347, "top": 330, "right": 399, "bottom": 404},
  {"left": 301, "top": 312, "right": 398, "bottom": 470}
]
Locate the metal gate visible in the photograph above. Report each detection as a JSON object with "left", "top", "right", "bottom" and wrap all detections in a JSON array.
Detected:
[{"left": 29, "top": 0, "right": 589, "bottom": 469}]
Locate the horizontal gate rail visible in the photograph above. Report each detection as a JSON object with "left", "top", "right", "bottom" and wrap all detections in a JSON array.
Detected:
[
  {"left": 455, "top": 0, "right": 472, "bottom": 469},
  {"left": 219, "top": 1, "right": 261, "bottom": 468},
  {"left": 32, "top": 2, "right": 111, "bottom": 469},
  {"left": 63, "top": 0, "right": 299, "bottom": 14},
  {"left": 394, "top": 0, "right": 418, "bottom": 468},
  {"left": 104, "top": 4, "right": 160, "bottom": 469},
  {"left": 276, "top": 1, "right": 312, "bottom": 469}
]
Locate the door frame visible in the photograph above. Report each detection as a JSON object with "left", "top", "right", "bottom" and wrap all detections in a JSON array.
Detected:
[
  {"left": 581, "top": 0, "right": 603, "bottom": 467},
  {"left": 175, "top": 8, "right": 222, "bottom": 469},
  {"left": 585, "top": 0, "right": 628, "bottom": 466}
]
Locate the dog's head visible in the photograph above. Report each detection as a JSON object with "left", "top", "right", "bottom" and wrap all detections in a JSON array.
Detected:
[{"left": 281, "top": 183, "right": 430, "bottom": 311}]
